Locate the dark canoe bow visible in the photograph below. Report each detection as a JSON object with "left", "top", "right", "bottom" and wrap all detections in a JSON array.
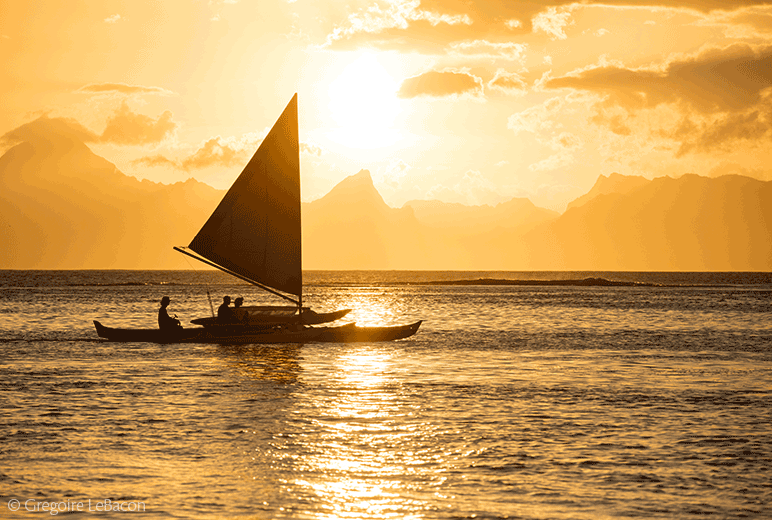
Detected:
[
  {"left": 301, "top": 308, "right": 352, "bottom": 325},
  {"left": 93, "top": 321, "right": 203, "bottom": 343},
  {"left": 315, "top": 321, "right": 423, "bottom": 342}
]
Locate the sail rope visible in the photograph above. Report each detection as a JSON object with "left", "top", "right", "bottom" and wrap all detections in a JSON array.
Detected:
[{"left": 180, "top": 254, "right": 216, "bottom": 318}]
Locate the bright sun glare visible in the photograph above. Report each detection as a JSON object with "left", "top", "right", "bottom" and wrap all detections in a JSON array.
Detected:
[{"left": 327, "top": 53, "right": 402, "bottom": 149}]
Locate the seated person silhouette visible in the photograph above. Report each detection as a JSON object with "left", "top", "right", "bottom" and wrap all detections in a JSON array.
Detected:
[
  {"left": 158, "top": 296, "right": 182, "bottom": 331},
  {"left": 217, "top": 295, "right": 235, "bottom": 323},
  {"left": 233, "top": 297, "right": 246, "bottom": 322}
]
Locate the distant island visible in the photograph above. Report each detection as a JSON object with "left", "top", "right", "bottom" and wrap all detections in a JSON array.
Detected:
[{"left": 420, "top": 277, "right": 662, "bottom": 287}]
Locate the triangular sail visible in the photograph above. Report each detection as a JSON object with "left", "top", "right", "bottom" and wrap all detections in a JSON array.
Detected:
[{"left": 186, "top": 94, "right": 301, "bottom": 298}]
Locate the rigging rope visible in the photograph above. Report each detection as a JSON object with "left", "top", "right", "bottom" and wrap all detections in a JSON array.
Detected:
[{"left": 181, "top": 254, "right": 216, "bottom": 318}]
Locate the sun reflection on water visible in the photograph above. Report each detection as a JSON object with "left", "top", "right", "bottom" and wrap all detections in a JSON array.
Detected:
[
  {"left": 282, "top": 348, "right": 445, "bottom": 519},
  {"left": 320, "top": 290, "right": 413, "bottom": 327}
]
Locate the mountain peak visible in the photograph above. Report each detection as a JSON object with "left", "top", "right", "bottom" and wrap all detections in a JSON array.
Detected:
[
  {"left": 2, "top": 116, "right": 97, "bottom": 152},
  {"left": 319, "top": 169, "right": 387, "bottom": 208},
  {"left": 343, "top": 169, "right": 374, "bottom": 188},
  {"left": 567, "top": 172, "right": 650, "bottom": 211}
]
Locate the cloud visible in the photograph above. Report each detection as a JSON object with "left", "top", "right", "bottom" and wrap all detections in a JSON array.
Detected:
[
  {"left": 544, "top": 43, "right": 772, "bottom": 154},
  {"left": 398, "top": 69, "right": 483, "bottom": 98},
  {"left": 550, "top": 131, "right": 582, "bottom": 150},
  {"left": 323, "top": 0, "right": 529, "bottom": 52},
  {"left": 134, "top": 134, "right": 320, "bottom": 172},
  {"left": 448, "top": 40, "right": 527, "bottom": 61},
  {"left": 3, "top": 110, "right": 322, "bottom": 173},
  {"left": 104, "top": 14, "right": 122, "bottom": 24},
  {"left": 78, "top": 82, "right": 174, "bottom": 96},
  {"left": 529, "top": 150, "right": 575, "bottom": 172},
  {"left": 180, "top": 137, "right": 254, "bottom": 170},
  {"left": 301, "top": 142, "right": 323, "bottom": 156},
  {"left": 505, "top": 94, "right": 589, "bottom": 173},
  {"left": 100, "top": 102, "right": 177, "bottom": 145},
  {"left": 325, "top": 0, "right": 472, "bottom": 47},
  {"left": 508, "top": 97, "right": 566, "bottom": 135},
  {"left": 1, "top": 109, "right": 179, "bottom": 149},
  {"left": 488, "top": 69, "right": 528, "bottom": 95},
  {"left": 131, "top": 154, "right": 178, "bottom": 169},
  {"left": 322, "top": 2, "right": 772, "bottom": 53},
  {"left": 378, "top": 158, "right": 411, "bottom": 187},
  {"left": 532, "top": 6, "right": 574, "bottom": 40},
  {"left": 545, "top": 43, "right": 772, "bottom": 113},
  {"left": 672, "top": 101, "right": 772, "bottom": 156},
  {"left": 130, "top": 140, "right": 247, "bottom": 172},
  {"left": 590, "top": 106, "right": 633, "bottom": 136},
  {"left": 697, "top": 5, "right": 772, "bottom": 37}
]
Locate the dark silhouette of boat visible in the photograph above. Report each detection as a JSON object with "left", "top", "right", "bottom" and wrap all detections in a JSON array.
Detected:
[
  {"left": 189, "top": 307, "right": 352, "bottom": 328},
  {"left": 94, "top": 94, "right": 421, "bottom": 344},
  {"left": 93, "top": 319, "right": 422, "bottom": 344}
]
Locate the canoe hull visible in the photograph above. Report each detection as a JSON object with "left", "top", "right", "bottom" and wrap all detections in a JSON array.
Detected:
[
  {"left": 315, "top": 321, "right": 423, "bottom": 342},
  {"left": 93, "top": 321, "right": 203, "bottom": 343},
  {"left": 301, "top": 309, "right": 352, "bottom": 325},
  {"left": 190, "top": 308, "right": 352, "bottom": 328},
  {"left": 93, "top": 320, "right": 421, "bottom": 344}
]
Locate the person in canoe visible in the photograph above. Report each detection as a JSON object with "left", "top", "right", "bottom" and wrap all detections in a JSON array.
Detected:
[
  {"left": 218, "top": 295, "right": 235, "bottom": 323},
  {"left": 233, "top": 297, "right": 246, "bottom": 322},
  {"left": 158, "top": 296, "right": 182, "bottom": 331}
]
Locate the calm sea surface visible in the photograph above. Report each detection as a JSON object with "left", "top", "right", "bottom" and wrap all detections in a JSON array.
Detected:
[{"left": 1, "top": 270, "right": 771, "bottom": 519}]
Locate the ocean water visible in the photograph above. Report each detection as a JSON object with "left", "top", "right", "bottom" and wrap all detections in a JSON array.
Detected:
[{"left": 1, "top": 270, "right": 771, "bottom": 519}]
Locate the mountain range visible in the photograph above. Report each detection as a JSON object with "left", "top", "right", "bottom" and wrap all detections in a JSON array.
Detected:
[{"left": 1, "top": 117, "right": 770, "bottom": 270}]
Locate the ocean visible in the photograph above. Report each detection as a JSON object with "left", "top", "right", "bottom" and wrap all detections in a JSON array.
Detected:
[{"left": 1, "top": 270, "right": 771, "bottom": 519}]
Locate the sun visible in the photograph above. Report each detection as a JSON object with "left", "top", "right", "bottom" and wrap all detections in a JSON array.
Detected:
[{"left": 327, "top": 52, "right": 402, "bottom": 149}]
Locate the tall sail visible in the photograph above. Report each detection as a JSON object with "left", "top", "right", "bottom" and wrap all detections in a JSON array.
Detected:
[{"left": 186, "top": 94, "right": 301, "bottom": 297}]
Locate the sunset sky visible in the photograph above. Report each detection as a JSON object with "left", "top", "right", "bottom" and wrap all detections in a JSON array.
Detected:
[{"left": 3, "top": 0, "right": 772, "bottom": 211}]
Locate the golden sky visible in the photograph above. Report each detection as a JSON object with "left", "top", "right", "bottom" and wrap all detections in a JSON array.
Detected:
[{"left": 3, "top": 0, "right": 772, "bottom": 211}]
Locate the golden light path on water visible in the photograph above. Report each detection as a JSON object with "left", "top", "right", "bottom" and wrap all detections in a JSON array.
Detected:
[
  {"left": 291, "top": 348, "right": 433, "bottom": 519},
  {"left": 264, "top": 289, "right": 496, "bottom": 518},
  {"left": 321, "top": 290, "right": 406, "bottom": 327}
]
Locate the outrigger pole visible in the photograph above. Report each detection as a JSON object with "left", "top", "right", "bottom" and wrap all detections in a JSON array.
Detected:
[{"left": 173, "top": 246, "right": 300, "bottom": 307}]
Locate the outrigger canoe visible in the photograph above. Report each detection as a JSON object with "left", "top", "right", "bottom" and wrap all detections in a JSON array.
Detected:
[
  {"left": 93, "top": 320, "right": 422, "bottom": 344},
  {"left": 94, "top": 94, "right": 420, "bottom": 343}
]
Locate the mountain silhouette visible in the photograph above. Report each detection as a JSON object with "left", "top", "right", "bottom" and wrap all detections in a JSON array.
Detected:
[
  {"left": 302, "top": 170, "right": 425, "bottom": 269},
  {"left": 522, "top": 173, "right": 772, "bottom": 270},
  {"left": 566, "top": 172, "right": 649, "bottom": 211},
  {"left": 0, "top": 117, "right": 222, "bottom": 268},
  {"left": 405, "top": 197, "right": 557, "bottom": 231},
  {"left": 1, "top": 117, "right": 770, "bottom": 270},
  {"left": 400, "top": 198, "right": 559, "bottom": 269}
]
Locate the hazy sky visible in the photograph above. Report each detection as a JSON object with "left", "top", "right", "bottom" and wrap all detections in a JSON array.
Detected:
[{"left": 3, "top": 0, "right": 772, "bottom": 211}]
